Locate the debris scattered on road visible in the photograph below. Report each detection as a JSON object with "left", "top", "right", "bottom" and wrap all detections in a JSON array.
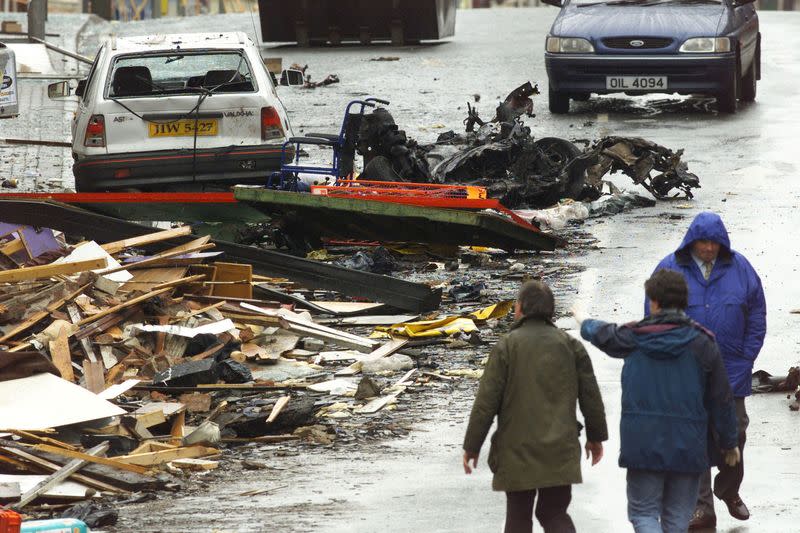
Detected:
[{"left": 0, "top": 215, "right": 527, "bottom": 520}]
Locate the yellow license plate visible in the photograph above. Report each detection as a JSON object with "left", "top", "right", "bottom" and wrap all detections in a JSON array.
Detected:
[{"left": 148, "top": 119, "right": 218, "bottom": 137}]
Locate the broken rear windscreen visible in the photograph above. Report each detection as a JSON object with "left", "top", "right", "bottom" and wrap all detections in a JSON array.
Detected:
[{"left": 107, "top": 51, "right": 256, "bottom": 98}]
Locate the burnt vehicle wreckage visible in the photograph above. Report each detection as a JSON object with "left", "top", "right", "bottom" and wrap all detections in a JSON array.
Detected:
[{"left": 347, "top": 82, "right": 700, "bottom": 209}]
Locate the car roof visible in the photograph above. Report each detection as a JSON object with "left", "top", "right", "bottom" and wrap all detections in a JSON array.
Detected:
[{"left": 108, "top": 32, "right": 254, "bottom": 53}]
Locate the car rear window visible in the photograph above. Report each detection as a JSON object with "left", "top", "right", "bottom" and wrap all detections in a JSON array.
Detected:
[{"left": 107, "top": 51, "right": 256, "bottom": 98}]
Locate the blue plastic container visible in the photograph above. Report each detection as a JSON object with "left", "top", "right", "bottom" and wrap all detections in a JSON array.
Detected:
[{"left": 20, "top": 519, "right": 88, "bottom": 533}]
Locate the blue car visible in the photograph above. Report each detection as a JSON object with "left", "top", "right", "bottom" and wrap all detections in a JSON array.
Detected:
[{"left": 542, "top": 0, "right": 760, "bottom": 114}]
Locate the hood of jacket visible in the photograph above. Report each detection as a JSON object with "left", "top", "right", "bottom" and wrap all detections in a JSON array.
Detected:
[
  {"left": 676, "top": 211, "right": 731, "bottom": 255},
  {"left": 628, "top": 311, "right": 700, "bottom": 360}
]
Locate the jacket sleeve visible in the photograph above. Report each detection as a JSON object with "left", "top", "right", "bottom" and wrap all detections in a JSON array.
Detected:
[
  {"left": 742, "top": 264, "right": 767, "bottom": 361},
  {"left": 462, "top": 337, "right": 508, "bottom": 454},
  {"left": 580, "top": 319, "right": 636, "bottom": 359},
  {"left": 700, "top": 337, "right": 738, "bottom": 449},
  {"left": 572, "top": 338, "right": 608, "bottom": 442}
]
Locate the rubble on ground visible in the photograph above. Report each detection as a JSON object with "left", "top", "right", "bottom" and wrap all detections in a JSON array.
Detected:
[{"left": 0, "top": 219, "right": 544, "bottom": 523}]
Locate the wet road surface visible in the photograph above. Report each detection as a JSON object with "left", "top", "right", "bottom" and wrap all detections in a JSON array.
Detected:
[{"left": 8, "top": 6, "right": 800, "bottom": 532}]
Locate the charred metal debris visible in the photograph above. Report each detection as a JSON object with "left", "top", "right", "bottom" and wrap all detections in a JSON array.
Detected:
[{"left": 353, "top": 82, "right": 701, "bottom": 208}]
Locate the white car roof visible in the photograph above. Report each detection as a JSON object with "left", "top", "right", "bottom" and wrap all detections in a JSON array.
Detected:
[{"left": 109, "top": 32, "right": 254, "bottom": 53}]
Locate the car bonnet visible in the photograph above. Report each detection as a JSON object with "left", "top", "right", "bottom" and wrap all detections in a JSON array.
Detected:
[{"left": 551, "top": 2, "right": 728, "bottom": 42}]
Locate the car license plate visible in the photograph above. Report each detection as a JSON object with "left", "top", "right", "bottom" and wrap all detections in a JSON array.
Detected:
[
  {"left": 606, "top": 76, "right": 667, "bottom": 90},
  {"left": 148, "top": 119, "right": 218, "bottom": 137}
]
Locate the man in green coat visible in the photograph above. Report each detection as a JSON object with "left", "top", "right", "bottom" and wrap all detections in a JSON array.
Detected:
[{"left": 463, "top": 280, "right": 608, "bottom": 533}]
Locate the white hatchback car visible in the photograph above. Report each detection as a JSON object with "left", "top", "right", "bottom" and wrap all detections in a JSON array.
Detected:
[{"left": 53, "top": 32, "right": 293, "bottom": 192}]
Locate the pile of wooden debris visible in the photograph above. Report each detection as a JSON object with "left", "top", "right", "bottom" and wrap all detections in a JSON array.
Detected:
[{"left": 0, "top": 221, "right": 481, "bottom": 525}]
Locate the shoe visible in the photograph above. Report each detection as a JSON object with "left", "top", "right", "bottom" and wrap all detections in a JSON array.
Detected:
[
  {"left": 688, "top": 509, "right": 717, "bottom": 530},
  {"left": 724, "top": 495, "right": 750, "bottom": 521}
]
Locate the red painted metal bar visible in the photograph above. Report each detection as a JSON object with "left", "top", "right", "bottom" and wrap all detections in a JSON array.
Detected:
[
  {"left": 0, "top": 190, "right": 536, "bottom": 232},
  {"left": 0, "top": 192, "right": 237, "bottom": 203}
]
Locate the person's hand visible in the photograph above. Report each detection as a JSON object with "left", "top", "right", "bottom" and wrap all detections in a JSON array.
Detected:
[
  {"left": 571, "top": 304, "right": 587, "bottom": 327},
  {"left": 723, "top": 446, "right": 741, "bottom": 467},
  {"left": 585, "top": 441, "right": 603, "bottom": 466},
  {"left": 463, "top": 450, "right": 479, "bottom": 474}
]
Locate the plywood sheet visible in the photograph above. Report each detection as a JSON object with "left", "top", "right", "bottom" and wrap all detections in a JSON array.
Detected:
[
  {"left": 0, "top": 475, "right": 91, "bottom": 499},
  {"left": 0, "top": 373, "right": 125, "bottom": 430}
]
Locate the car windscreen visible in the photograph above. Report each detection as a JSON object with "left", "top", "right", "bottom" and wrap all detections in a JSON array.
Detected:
[{"left": 107, "top": 51, "right": 255, "bottom": 98}]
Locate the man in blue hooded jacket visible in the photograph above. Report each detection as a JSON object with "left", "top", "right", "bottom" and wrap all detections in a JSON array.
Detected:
[
  {"left": 579, "top": 269, "right": 739, "bottom": 533},
  {"left": 649, "top": 211, "right": 766, "bottom": 528}
]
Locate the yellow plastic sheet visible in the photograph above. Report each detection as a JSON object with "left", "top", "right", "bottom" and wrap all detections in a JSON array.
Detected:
[
  {"left": 371, "top": 302, "right": 511, "bottom": 338},
  {"left": 470, "top": 301, "right": 513, "bottom": 321},
  {"left": 373, "top": 316, "right": 478, "bottom": 338}
]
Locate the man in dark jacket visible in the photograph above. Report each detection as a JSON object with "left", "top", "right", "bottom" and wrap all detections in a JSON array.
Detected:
[
  {"left": 649, "top": 212, "right": 766, "bottom": 528},
  {"left": 463, "top": 280, "right": 608, "bottom": 533},
  {"left": 580, "top": 269, "right": 739, "bottom": 533}
]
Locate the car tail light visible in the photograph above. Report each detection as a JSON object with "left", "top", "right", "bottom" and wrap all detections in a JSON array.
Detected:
[
  {"left": 84, "top": 115, "right": 106, "bottom": 147},
  {"left": 114, "top": 168, "right": 131, "bottom": 179},
  {"left": 261, "top": 106, "right": 284, "bottom": 141}
]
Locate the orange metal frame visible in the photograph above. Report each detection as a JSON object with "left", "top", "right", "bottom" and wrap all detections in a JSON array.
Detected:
[{"left": 0, "top": 186, "right": 537, "bottom": 232}]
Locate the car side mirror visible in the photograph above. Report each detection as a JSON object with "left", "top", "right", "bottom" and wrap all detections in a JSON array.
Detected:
[
  {"left": 75, "top": 78, "right": 87, "bottom": 97},
  {"left": 541, "top": 0, "right": 563, "bottom": 6},
  {"left": 47, "top": 80, "right": 71, "bottom": 98},
  {"left": 279, "top": 69, "right": 305, "bottom": 86}
]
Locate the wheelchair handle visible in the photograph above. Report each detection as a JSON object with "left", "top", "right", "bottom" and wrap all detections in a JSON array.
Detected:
[{"left": 366, "top": 97, "right": 390, "bottom": 105}]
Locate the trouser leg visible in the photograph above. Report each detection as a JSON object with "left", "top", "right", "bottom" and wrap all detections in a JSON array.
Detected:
[
  {"left": 661, "top": 472, "right": 702, "bottom": 533},
  {"left": 714, "top": 398, "right": 749, "bottom": 501},
  {"left": 505, "top": 490, "right": 536, "bottom": 533},
  {"left": 627, "top": 469, "right": 665, "bottom": 533},
  {"left": 534, "top": 485, "right": 575, "bottom": 533},
  {"left": 695, "top": 469, "right": 715, "bottom": 517}
]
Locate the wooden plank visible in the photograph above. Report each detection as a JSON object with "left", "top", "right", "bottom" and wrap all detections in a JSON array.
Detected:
[
  {"left": 170, "top": 458, "right": 218, "bottom": 471},
  {"left": 0, "top": 257, "right": 106, "bottom": 283},
  {"left": 266, "top": 396, "right": 290, "bottom": 424},
  {"left": 211, "top": 262, "right": 252, "bottom": 299},
  {"left": 76, "top": 287, "right": 172, "bottom": 327},
  {"left": 364, "top": 337, "right": 409, "bottom": 362},
  {"left": 0, "top": 283, "right": 91, "bottom": 345},
  {"left": 81, "top": 360, "right": 105, "bottom": 394},
  {"left": 0, "top": 447, "right": 126, "bottom": 494},
  {"left": 32, "top": 444, "right": 150, "bottom": 475},
  {"left": 157, "top": 235, "right": 212, "bottom": 257},
  {"left": 115, "top": 446, "right": 220, "bottom": 467},
  {"left": 169, "top": 411, "right": 185, "bottom": 446},
  {"left": 68, "top": 304, "right": 97, "bottom": 363},
  {"left": 355, "top": 369, "right": 417, "bottom": 414},
  {"left": 169, "top": 301, "right": 227, "bottom": 325},
  {"left": 119, "top": 267, "right": 189, "bottom": 293},
  {"left": 5, "top": 431, "right": 78, "bottom": 452},
  {"left": 101, "top": 226, "right": 193, "bottom": 256},
  {"left": 152, "top": 274, "right": 206, "bottom": 291},
  {"left": 100, "top": 245, "right": 214, "bottom": 276},
  {"left": 14, "top": 442, "right": 109, "bottom": 509},
  {"left": 48, "top": 331, "right": 74, "bottom": 382},
  {"left": 241, "top": 303, "right": 377, "bottom": 352},
  {"left": 282, "top": 322, "right": 375, "bottom": 353}
]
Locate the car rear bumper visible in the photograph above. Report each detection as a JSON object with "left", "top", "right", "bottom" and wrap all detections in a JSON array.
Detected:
[
  {"left": 545, "top": 53, "right": 737, "bottom": 95},
  {"left": 73, "top": 144, "right": 286, "bottom": 191}
]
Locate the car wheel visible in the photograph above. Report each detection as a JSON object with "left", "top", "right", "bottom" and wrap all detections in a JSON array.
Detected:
[
  {"left": 717, "top": 64, "right": 740, "bottom": 114},
  {"left": 740, "top": 49, "right": 758, "bottom": 102},
  {"left": 549, "top": 85, "right": 570, "bottom": 115}
]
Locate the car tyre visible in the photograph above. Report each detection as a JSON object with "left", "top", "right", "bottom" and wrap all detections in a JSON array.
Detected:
[
  {"left": 549, "top": 85, "right": 570, "bottom": 115},
  {"left": 740, "top": 49, "right": 758, "bottom": 102},
  {"left": 717, "top": 65, "right": 739, "bottom": 114}
]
